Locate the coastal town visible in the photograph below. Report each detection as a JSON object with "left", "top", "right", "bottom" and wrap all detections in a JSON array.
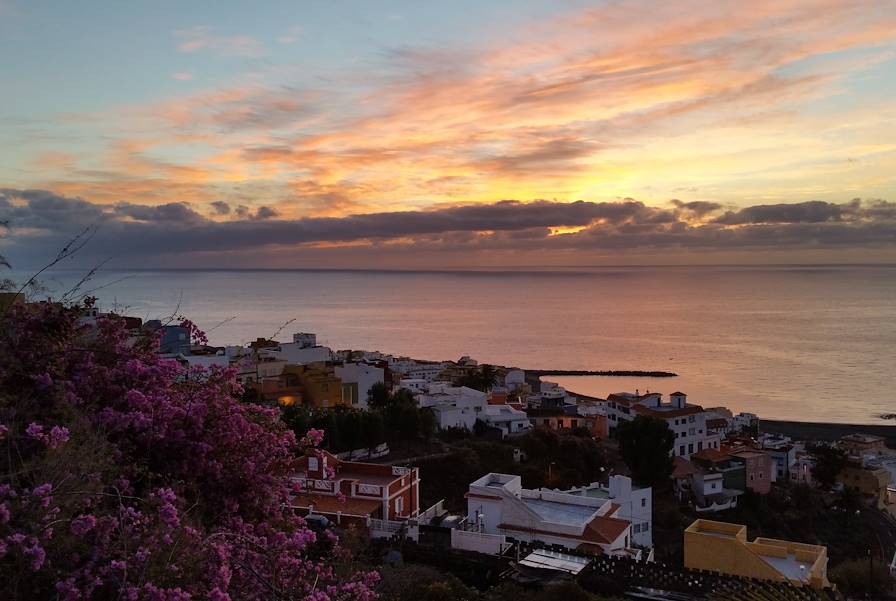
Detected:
[{"left": 55, "top": 300, "right": 896, "bottom": 599}]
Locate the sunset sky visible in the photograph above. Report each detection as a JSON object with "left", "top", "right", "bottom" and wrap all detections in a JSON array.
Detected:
[{"left": 2, "top": 0, "right": 896, "bottom": 267}]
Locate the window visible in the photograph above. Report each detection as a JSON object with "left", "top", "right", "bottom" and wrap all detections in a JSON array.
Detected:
[
  {"left": 571, "top": 419, "right": 578, "bottom": 428},
  {"left": 308, "top": 457, "right": 318, "bottom": 471},
  {"left": 679, "top": 445, "right": 685, "bottom": 456},
  {"left": 688, "top": 416, "right": 695, "bottom": 423},
  {"left": 689, "top": 427, "right": 695, "bottom": 436},
  {"left": 711, "top": 482, "right": 717, "bottom": 489},
  {"left": 395, "top": 497, "right": 404, "bottom": 515},
  {"left": 642, "top": 522, "right": 650, "bottom": 532},
  {"left": 697, "top": 442, "right": 703, "bottom": 451},
  {"left": 641, "top": 498, "right": 646, "bottom": 507},
  {"left": 750, "top": 474, "right": 754, "bottom": 481},
  {"left": 688, "top": 443, "right": 694, "bottom": 454},
  {"left": 633, "top": 524, "right": 641, "bottom": 533}
]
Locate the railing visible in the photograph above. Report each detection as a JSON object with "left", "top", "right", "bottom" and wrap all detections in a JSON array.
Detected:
[{"left": 368, "top": 518, "right": 404, "bottom": 539}]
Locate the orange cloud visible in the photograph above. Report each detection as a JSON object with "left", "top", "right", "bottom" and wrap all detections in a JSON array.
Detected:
[{"left": 10, "top": 0, "right": 896, "bottom": 219}]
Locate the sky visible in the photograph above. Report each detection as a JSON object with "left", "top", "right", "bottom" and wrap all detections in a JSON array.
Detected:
[{"left": 1, "top": 0, "right": 896, "bottom": 268}]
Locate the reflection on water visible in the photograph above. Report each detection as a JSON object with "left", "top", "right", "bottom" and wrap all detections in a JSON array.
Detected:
[{"left": 24, "top": 265, "right": 896, "bottom": 425}]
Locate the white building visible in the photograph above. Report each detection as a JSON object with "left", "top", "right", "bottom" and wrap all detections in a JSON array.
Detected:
[
  {"left": 334, "top": 362, "right": 385, "bottom": 409},
  {"left": 418, "top": 384, "right": 488, "bottom": 430},
  {"left": 398, "top": 378, "right": 429, "bottom": 393},
  {"left": 504, "top": 369, "right": 526, "bottom": 390},
  {"left": 692, "top": 470, "right": 739, "bottom": 513},
  {"left": 182, "top": 353, "right": 229, "bottom": 370},
  {"left": 389, "top": 358, "right": 448, "bottom": 382},
  {"left": 465, "top": 473, "right": 634, "bottom": 556},
  {"left": 264, "top": 333, "right": 332, "bottom": 365},
  {"left": 482, "top": 404, "right": 532, "bottom": 437},
  {"left": 606, "top": 391, "right": 720, "bottom": 459},
  {"left": 292, "top": 332, "right": 317, "bottom": 348},
  {"left": 561, "top": 475, "right": 653, "bottom": 548}
]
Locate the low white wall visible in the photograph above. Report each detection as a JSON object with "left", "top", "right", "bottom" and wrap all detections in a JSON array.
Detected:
[{"left": 451, "top": 528, "right": 510, "bottom": 555}]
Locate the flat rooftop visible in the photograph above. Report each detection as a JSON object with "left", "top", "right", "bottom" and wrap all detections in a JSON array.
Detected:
[
  {"left": 758, "top": 551, "right": 811, "bottom": 583},
  {"left": 522, "top": 498, "right": 597, "bottom": 526}
]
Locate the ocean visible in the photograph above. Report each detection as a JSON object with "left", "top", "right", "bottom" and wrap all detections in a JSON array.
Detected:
[{"left": 21, "top": 265, "right": 896, "bottom": 425}]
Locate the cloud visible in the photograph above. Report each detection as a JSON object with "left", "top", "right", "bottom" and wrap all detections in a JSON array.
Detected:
[
  {"left": 172, "top": 72, "right": 193, "bottom": 81},
  {"left": 670, "top": 199, "right": 723, "bottom": 215},
  {"left": 7, "top": 1, "right": 896, "bottom": 221},
  {"left": 210, "top": 200, "right": 231, "bottom": 215},
  {"left": 174, "top": 26, "right": 265, "bottom": 57},
  {"left": 1, "top": 190, "right": 894, "bottom": 267},
  {"left": 713, "top": 200, "right": 847, "bottom": 224},
  {"left": 255, "top": 205, "right": 279, "bottom": 220}
]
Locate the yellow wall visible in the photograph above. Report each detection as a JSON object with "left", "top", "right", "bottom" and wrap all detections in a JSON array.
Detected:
[
  {"left": 684, "top": 520, "right": 830, "bottom": 589},
  {"left": 837, "top": 466, "right": 889, "bottom": 508}
]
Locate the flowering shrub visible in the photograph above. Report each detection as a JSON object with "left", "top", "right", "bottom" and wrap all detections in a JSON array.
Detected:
[{"left": 0, "top": 300, "right": 377, "bottom": 600}]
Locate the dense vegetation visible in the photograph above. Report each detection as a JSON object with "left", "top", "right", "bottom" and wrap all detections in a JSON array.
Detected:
[
  {"left": 279, "top": 387, "right": 437, "bottom": 455},
  {"left": 616, "top": 416, "right": 675, "bottom": 487},
  {"left": 0, "top": 300, "right": 376, "bottom": 600},
  {"left": 414, "top": 428, "right": 606, "bottom": 510}
]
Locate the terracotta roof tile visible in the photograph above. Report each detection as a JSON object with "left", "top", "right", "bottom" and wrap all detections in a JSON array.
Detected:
[
  {"left": 690, "top": 448, "right": 731, "bottom": 463},
  {"left": 583, "top": 514, "right": 630, "bottom": 545},
  {"left": 673, "top": 457, "right": 697, "bottom": 478}
]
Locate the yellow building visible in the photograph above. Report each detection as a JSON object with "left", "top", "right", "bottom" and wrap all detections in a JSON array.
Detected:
[
  {"left": 282, "top": 363, "right": 348, "bottom": 409},
  {"left": 684, "top": 519, "right": 831, "bottom": 590},
  {"left": 837, "top": 466, "right": 891, "bottom": 509}
]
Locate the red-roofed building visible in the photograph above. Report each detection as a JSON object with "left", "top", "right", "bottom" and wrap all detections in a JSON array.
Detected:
[
  {"left": 465, "top": 473, "right": 639, "bottom": 556},
  {"left": 290, "top": 451, "right": 419, "bottom": 529},
  {"left": 606, "top": 391, "right": 720, "bottom": 459}
]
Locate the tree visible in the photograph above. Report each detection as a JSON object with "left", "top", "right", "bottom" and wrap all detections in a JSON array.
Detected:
[
  {"left": 367, "top": 381, "right": 390, "bottom": 411},
  {"left": 808, "top": 443, "right": 850, "bottom": 489},
  {"left": 361, "top": 410, "right": 385, "bottom": 455},
  {"left": 617, "top": 416, "right": 675, "bottom": 486},
  {"left": 479, "top": 364, "right": 499, "bottom": 391},
  {"left": 830, "top": 556, "right": 894, "bottom": 596},
  {"left": 419, "top": 408, "right": 437, "bottom": 442},
  {"left": 455, "top": 364, "right": 500, "bottom": 392},
  {"left": 0, "top": 299, "right": 377, "bottom": 600}
]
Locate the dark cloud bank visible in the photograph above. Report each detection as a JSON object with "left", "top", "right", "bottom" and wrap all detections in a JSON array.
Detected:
[{"left": 1, "top": 189, "right": 894, "bottom": 265}]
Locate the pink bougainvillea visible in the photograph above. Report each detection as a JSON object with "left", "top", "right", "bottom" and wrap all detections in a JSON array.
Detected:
[{"left": 0, "top": 300, "right": 378, "bottom": 600}]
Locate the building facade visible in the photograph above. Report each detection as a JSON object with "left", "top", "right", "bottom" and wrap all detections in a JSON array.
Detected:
[
  {"left": 465, "top": 473, "right": 635, "bottom": 556},
  {"left": 684, "top": 519, "right": 831, "bottom": 590},
  {"left": 291, "top": 451, "right": 420, "bottom": 528}
]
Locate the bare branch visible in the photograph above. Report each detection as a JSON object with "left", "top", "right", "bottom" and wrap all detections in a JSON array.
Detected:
[
  {"left": 60, "top": 256, "right": 114, "bottom": 303},
  {"left": 269, "top": 318, "right": 296, "bottom": 343},
  {"left": 15, "top": 225, "right": 98, "bottom": 298}
]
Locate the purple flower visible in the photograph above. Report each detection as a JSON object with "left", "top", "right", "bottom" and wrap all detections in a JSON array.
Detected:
[
  {"left": 70, "top": 514, "right": 97, "bottom": 536},
  {"left": 34, "top": 372, "right": 54, "bottom": 388},
  {"left": 32, "top": 483, "right": 53, "bottom": 497},
  {"left": 46, "top": 426, "right": 71, "bottom": 449},
  {"left": 55, "top": 578, "right": 82, "bottom": 601},
  {"left": 24, "top": 543, "right": 46, "bottom": 571},
  {"left": 25, "top": 422, "right": 44, "bottom": 439}
]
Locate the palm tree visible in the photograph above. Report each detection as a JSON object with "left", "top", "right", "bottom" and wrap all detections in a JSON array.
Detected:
[{"left": 479, "top": 364, "right": 499, "bottom": 391}]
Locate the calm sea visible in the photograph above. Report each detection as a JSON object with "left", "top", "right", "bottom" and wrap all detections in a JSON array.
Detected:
[{"left": 22, "top": 265, "right": 896, "bottom": 425}]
